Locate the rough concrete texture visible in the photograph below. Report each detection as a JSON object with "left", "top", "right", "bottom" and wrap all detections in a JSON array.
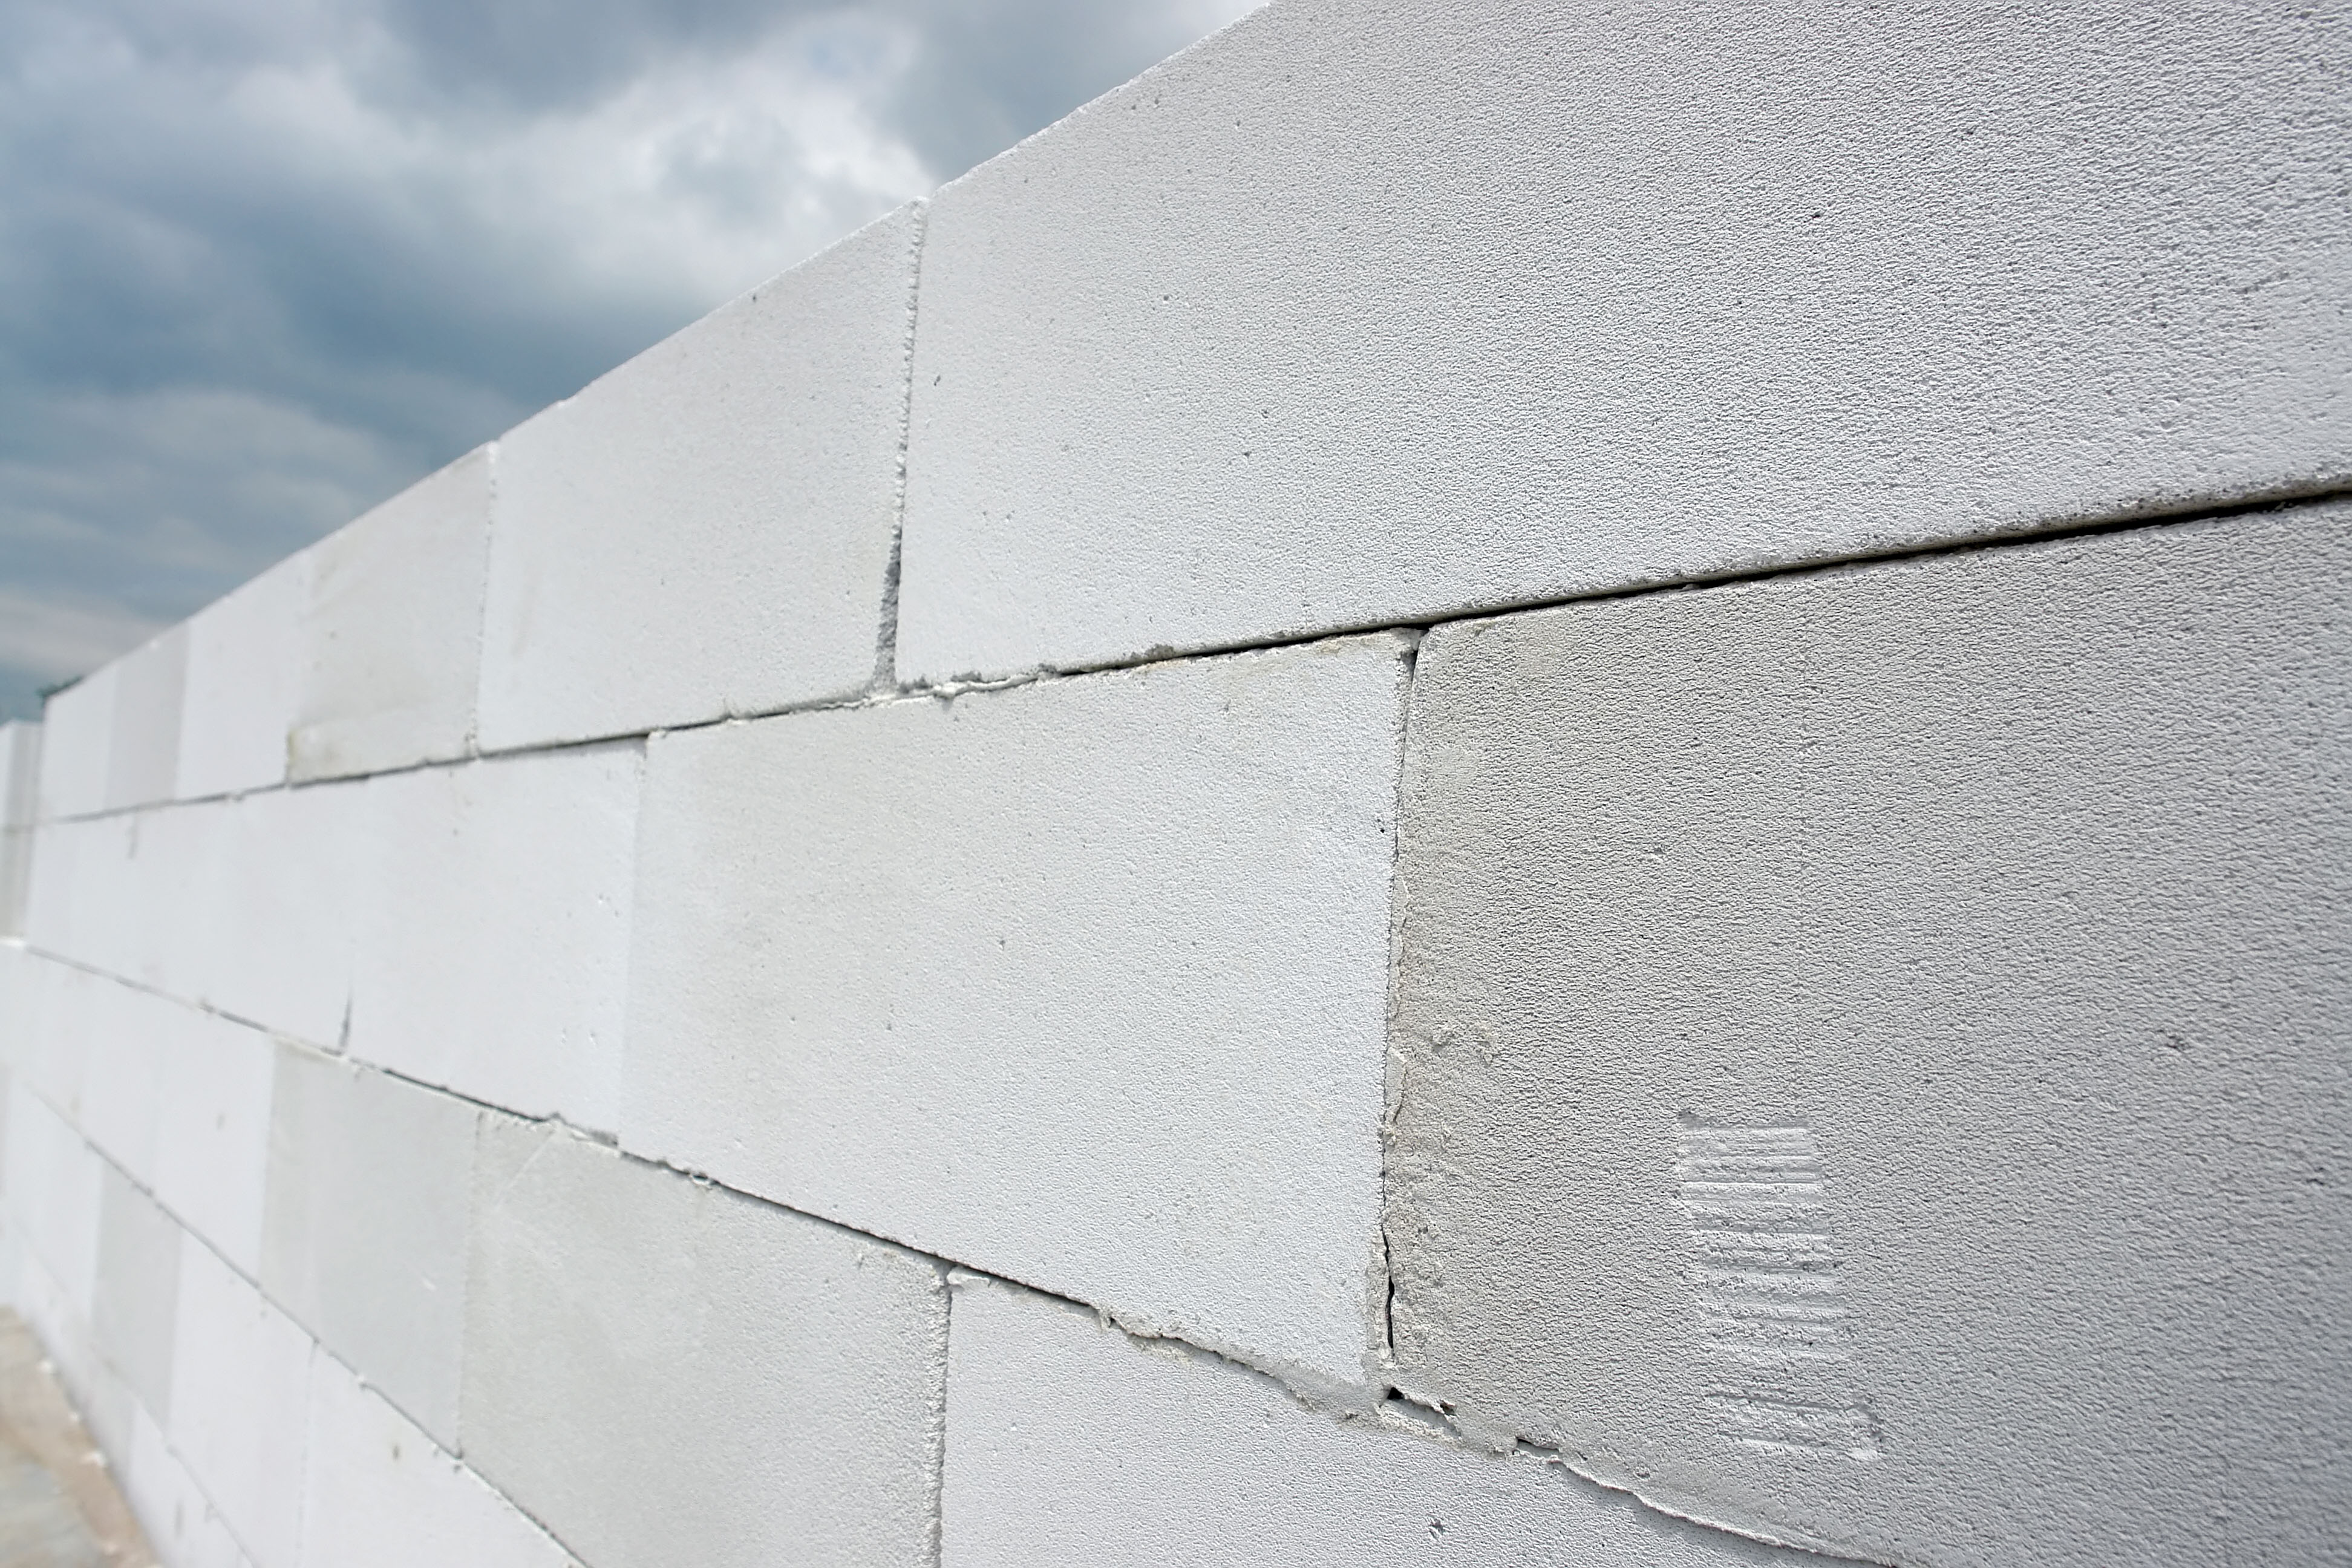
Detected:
[
  {"left": 34, "top": 668, "right": 112, "bottom": 823},
  {"left": 92, "top": 1166, "right": 180, "bottom": 1423},
  {"left": 1387, "top": 506, "right": 2352, "bottom": 1565},
  {"left": 167, "top": 1235, "right": 310, "bottom": 1568},
  {"left": 461, "top": 1117, "right": 946, "bottom": 1568},
  {"left": 290, "top": 446, "right": 491, "bottom": 783},
  {"left": 175, "top": 555, "right": 307, "bottom": 802},
  {"left": 0, "top": 723, "right": 39, "bottom": 936},
  {"left": 261, "top": 1047, "right": 474, "bottom": 1449},
  {"left": 624, "top": 634, "right": 1407, "bottom": 1385},
  {"left": 479, "top": 204, "right": 921, "bottom": 750},
  {"left": 896, "top": 0, "right": 2350, "bottom": 684},
  {"left": 104, "top": 629, "right": 188, "bottom": 814},
  {"left": 125, "top": 1405, "right": 253, "bottom": 1568},
  {"left": 301, "top": 1353, "right": 577, "bottom": 1568},
  {"left": 26, "top": 785, "right": 360, "bottom": 1049},
  {"left": 348, "top": 746, "right": 640, "bottom": 1129},
  {"left": 4, "top": 1089, "right": 101, "bottom": 1318},
  {"left": 942, "top": 1275, "right": 1810, "bottom": 1568}
]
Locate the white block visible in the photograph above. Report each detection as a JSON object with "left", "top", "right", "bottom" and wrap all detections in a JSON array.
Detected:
[
  {"left": 350, "top": 745, "right": 640, "bottom": 1128},
  {"left": 479, "top": 207, "right": 918, "bottom": 748},
  {"left": 896, "top": 1, "right": 2352, "bottom": 683},
  {"left": 94, "top": 1160, "right": 182, "bottom": 1420},
  {"left": 177, "top": 552, "right": 309, "bottom": 800},
  {"left": 106, "top": 624, "right": 189, "bottom": 811},
  {"left": 169, "top": 1233, "right": 313, "bottom": 1568},
  {"left": 128, "top": 1401, "right": 260, "bottom": 1568},
  {"left": 0, "top": 722, "right": 38, "bottom": 828},
  {"left": 1386, "top": 506, "right": 2352, "bottom": 1563},
  {"left": 73, "top": 966, "right": 170, "bottom": 1189},
  {"left": 624, "top": 635, "right": 1405, "bottom": 1383},
  {"left": 263, "top": 1047, "right": 475, "bottom": 1448},
  {"left": 301, "top": 1352, "right": 578, "bottom": 1568},
  {"left": 36, "top": 664, "right": 114, "bottom": 821},
  {"left": 291, "top": 447, "right": 491, "bottom": 782},
  {"left": 942, "top": 1276, "right": 1803, "bottom": 1568},
  {"left": 0, "top": 721, "right": 39, "bottom": 936},
  {"left": 462, "top": 1117, "right": 945, "bottom": 1568},
  {"left": 146, "top": 1004, "right": 275, "bottom": 1277},
  {"left": 27, "top": 788, "right": 360, "bottom": 1050},
  {"left": 2, "top": 1087, "right": 102, "bottom": 1312},
  {"left": 0, "top": 947, "right": 88, "bottom": 1131}
]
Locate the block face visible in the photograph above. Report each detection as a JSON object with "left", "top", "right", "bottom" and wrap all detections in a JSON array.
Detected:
[
  {"left": 2, "top": 1088, "right": 102, "bottom": 1313},
  {"left": 25, "top": 788, "right": 360, "bottom": 1050},
  {"left": 349, "top": 745, "right": 641, "bottom": 1129},
  {"left": 177, "top": 552, "right": 309, "bottom": 800},
  {"left": 897, "top": 1, "right": 2352, "bottom": 683},
  {"left": 942, "top": 1276, "right": 1802, "bottom": 1568},
  {"left": 150, "top": 1004, "right": 276, "bottom": 1276},
  {"left": 477, "top": 205, "right": 919, "bottom": 750},
  {"left": 126, "top": 1404, "right": 260, "bottom": 1568},
  {"left": 0, "top": 724, "right": 37, "bottom": 937},
  {"left": 93, "top": 1161, "right": 182, "bottom": 1420},
  {"left": 0, "top": 723, "right": 38, "bottom": 828},
  {"left": 169, "top": 1235, "right": 314, "bottom": 1568},
  {"left": 623, "top": 635, "right": 1407, "bottom": 1382},
  {"left": 291, "top": 446, "right": 491, "bottom": 782},
  {"left": 461, "top": 1118, "right": 946, "bottom": 1568},
  {"left": 1386, "top": 508, "right": 2352, "bottom": 1564},
  {"left": 263, "top": 1045, "right": 475, "bottom": 1449},
  {"left": 36, "top": 665, "right": 114, "bottom": 821},
  {"left": 106, "top": 625, "right": 189, "bottom": 811},
  {"left": 300, "top": 1353, "right": 578, "bottom": 1568}
]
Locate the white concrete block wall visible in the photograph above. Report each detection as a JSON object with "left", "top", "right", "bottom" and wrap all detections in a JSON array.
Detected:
[
  {"left": 461, "top": 1116, "right": 947, "bottom": 1567},
  {"left": 290, "top": 445, "right": 491, "bottom": 782},
  {"left": 176, "top": 554, "right": 307, "bottom": 802},
  {"left": 261, "top": 1044, "right": 475, "bottom": 1449},
  {"left": 479, "top": 205, "right": 921, "bottom": 749},
  {"left": 349, "top": 745, "right": 641, "bottom": 1128},
  {"left": 5, "top": 4, "right": 2344, "bottom": 1564},
  {"left": 942, "top": 1276, "right": 1811, "bottom": 1568},
  {"left": 893, "top": 0, "right": 2350, "bottom": 683},
  {"left": 106, "top": 626, "right": 189, "bottom": 812},
  {"left": 622, "top": 633, "right": 1405, "bottom": 1385},
  {"left": 0, "top": 719, "right": 38, "bottom": 933}
]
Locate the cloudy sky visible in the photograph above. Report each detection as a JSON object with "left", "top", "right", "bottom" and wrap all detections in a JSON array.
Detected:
[{"left": 0, "top": 0, "right": 1262, "bottom": 719}]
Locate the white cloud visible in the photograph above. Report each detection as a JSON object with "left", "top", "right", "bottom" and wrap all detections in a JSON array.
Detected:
[{"left": 0, "top": 586, "right": 161, "bottom": 685}]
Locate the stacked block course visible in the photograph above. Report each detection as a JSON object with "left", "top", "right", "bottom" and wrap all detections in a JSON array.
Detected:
[{"left": 1, "top": 2, "right": 2345, "bottom": 1564}]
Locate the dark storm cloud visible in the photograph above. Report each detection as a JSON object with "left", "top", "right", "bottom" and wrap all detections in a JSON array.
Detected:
[{"left": 0, "top": 0, "right": 1260, "bottom": 717}]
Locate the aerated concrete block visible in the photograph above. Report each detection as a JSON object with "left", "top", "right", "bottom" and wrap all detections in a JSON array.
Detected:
[
  {"left": 301, "top": 1352, "right": 578, "bottom": 1568},
  {"left": 479, "top": 206, "right": 920, "bottom": 750},
  {"left": 2, "top": 1087, "right": 101, "bottom": 1312},
  {"left": 105, "top": 625, "right": 188, "bottom": 812},
  {"left": 291, "top": 447, "right": 491, "bottom": 782},
  {"left": 93, "top": 1161, "right": 181, "bottom": 1420},
  {"left": 1387, "top": 506, "right": 2352, "bottom": 1565},
  {"left": 0, "top": 723, "right": 38, "bottom": 828},
  {"left": 896, "top": 1, "right": 2351, "bottom": 684},
  {"left": 350, "top": 745, "right": 640, "bottom": 1128},
  {"left": 36, "top": 665, "right": 113, "bottom": 821},
  {"left": 0, "top": 722, "right": 38, "bottom": 935},
  {"left": 126, "top": 1403, "right": 259, "bottom": 1568},
  {"left": 624, "top": 635, "right": 1407, "bottom": 1383},
  {"left": 27, "top": 786, "right": 359, "bottom": 1048},
  {"left": 169, "top": 1233, "right": 314, "bottom": 1568},
  {"left": 461, "top": 1117, "right": 946, "bottom": 1568},
  {"left": 263, "top": 1046, "right": 475, "bottom": 1448},
  {"left": 177, "top": 552, "right": 308, "bottom": 800},
  {"left": 146, "top": 1001, "right": 276, "bottom": 1277},
  {"left": 942, "top": 1275, "right": 1805, "bottom": 1568}
]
